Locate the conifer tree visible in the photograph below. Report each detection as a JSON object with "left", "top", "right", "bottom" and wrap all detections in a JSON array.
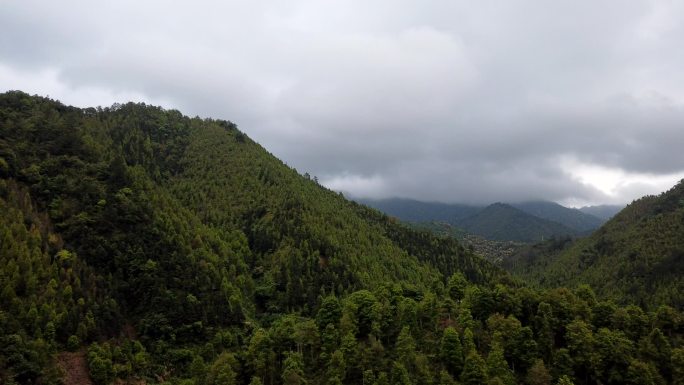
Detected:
[
  {"left": 638, "top": 328, "right": 671, "bottom": 376},
  {"left": 535, "top": 302, "right": 555, "bottom": 363},
  {"left": 671, "top": 348, "right": 684, "bottom": 385},
  {"left": 206, "top": 353, "right": 239, "bottom": 385},
  {"left": 462, "top": 328, "right": 476, "bottom": 355},
  {"left": 282, "top": 351, "right": 307, "bottom": 385},
  {"left": 327, "top": 350, "right": 346, "bottom": 383},
  {"left": 373, "top": 372, "right": 389, "bottom": 385},
  {"left": 625, "top": 359, "right": 663, "bottom": 385},
  {"left": 395, "top": 326, "right": 416, "bottom": 368},
  {"left": 487, "top": 334, "right": 515, "bottom": 385},
  {"left": 461, "top": 351, "right": 487, "bottom": 385},
  {"left": 391, "top": 361, "right": 413, "bottom": 385},
  {"left": 526, "top": 359, "right": 551, "bottom": 385},
  {"left": 439, "top": 370, "right": 458, "bottom": 385},
  {"left": 441, "top": 327, "right": 464, "bottom": 375}
]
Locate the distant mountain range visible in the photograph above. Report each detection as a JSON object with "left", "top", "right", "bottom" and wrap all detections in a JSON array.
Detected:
[
  {"left": 357, "top": 198, "right": 622, "bottom": 242},
  {"left": 511, "top": 201, "right": 604, "bottom": 233},
  {"left": 356, "top": 197, "right": 480, "bottom": 223}
]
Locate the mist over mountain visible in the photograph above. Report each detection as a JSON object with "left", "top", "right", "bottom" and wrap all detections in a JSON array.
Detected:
[
  {"left": 578, "top": 204, "right": 624, "bottom": 221},
  {"left": 458, "top": 203, "right": 576, "bottom": 242},
  {"left": 511, "top": 201, "right": 603, "bottom": 233},
  {"left": 354, "top": 197, "right": 482, "bottom": 223},
  {"left": 359, "top": 198, "right": 606, "bottom": 242}
]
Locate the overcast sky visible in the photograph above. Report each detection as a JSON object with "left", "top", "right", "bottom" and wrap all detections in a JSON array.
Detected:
[{"left": 2, "top": 1, "right": 684, "bottom": 206}]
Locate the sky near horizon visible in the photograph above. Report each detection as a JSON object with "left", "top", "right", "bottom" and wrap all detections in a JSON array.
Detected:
[{"left": 2, "top": 1, "right": 684, "bottom": 206}]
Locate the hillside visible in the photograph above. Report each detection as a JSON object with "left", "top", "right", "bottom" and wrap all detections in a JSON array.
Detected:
[
  {"left": 505, "top": 181, "right": 684, "bottom": 309},
  {"left": 2, "top": 91, "right": 683, "bottom": 385},
  {"left": 459, "top": 203, "right": 577, "bottom": 242},
  {"left": 512, "top": 201, "right": 603, "bottom": 233}
]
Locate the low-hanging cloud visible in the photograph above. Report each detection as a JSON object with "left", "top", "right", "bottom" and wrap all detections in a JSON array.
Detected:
[{"left": 2, "top": 0, "right": 684, "bottom": 206}]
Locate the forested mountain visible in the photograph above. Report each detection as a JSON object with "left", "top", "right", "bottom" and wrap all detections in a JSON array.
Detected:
[
  {"left": 511, "top": 201, "right": 603, "bottom": 233},
  {"left": 459, "top": 203, "right": 577, "bottom": 242},
  {"left": 578, "top": 205, "right": 624, "bottom": 221},
  {"left": 354, "top": 198, "right": 481, "bottom": 224},
  {"left": 505, "top": 181, "right": 684, "bottom": 309},
  {"left": 2, "top": 91, "right": 683, "bottom": 385},
  {"left": 361, "top": 199, "right": 597, "bottom": 242}
]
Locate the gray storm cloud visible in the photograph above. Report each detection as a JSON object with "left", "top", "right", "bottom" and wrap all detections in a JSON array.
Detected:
[{"left": 2, "top": 0, "right": 684, "bottom": 205}]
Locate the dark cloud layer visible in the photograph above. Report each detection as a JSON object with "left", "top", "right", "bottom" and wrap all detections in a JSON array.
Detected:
[{"left": 2, "top": 1, "right": 684, "bottom": 205}]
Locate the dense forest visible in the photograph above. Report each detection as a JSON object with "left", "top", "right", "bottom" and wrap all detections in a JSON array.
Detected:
[
  {"left": 1, "top": 91, "right": 683, "bottom": 385},
  {"left": 504, "top": 181, "right": 684, "bottom": 310}
]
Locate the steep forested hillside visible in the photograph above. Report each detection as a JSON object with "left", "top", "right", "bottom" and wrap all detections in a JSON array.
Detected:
[
  {"left": 1, "top": 91, "right": 683, "bottom": 385},
  {"left": 512, "top": 201, "right": 603, "bottom": 233},
  {"left": 505, "top": 182, "right": 684, "bottom": 309}
]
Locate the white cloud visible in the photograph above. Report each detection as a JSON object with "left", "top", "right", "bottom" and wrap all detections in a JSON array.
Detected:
[
  {"left": 0, "top": 63, "right": 168, "bottom": 108},
  {"left": 322, "top": 174, "right": 387, "bottom": 199},
  {"left": 561, "top": 155, "right": 684, "bottom": 205}
]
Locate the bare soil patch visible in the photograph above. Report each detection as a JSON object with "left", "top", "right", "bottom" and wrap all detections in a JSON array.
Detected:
[{"left": 57, "top": 350, "right": 93, "bottom": 385}]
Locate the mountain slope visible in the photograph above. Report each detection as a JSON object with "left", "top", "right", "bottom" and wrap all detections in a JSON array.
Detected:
[
  {"left": 459, "top": 203, "right": 577, "bottom": 242},
  {"left": 506, "top": 181, "right": 684, "bottom": 309},
  {"left": 166, "top": 118, "right": 505, "bottom": 298},
  {"left": 512, "top": 201, "right": 603, "bottom": 232},
  {"left": 0, "top": 91, "right": 501, "bottom": 382},
  {"left": 0, "top": 90, "right": 503, "bottom": 309},
  {"left": 2, "top": 91, "right": 682, "bottom": 385}
]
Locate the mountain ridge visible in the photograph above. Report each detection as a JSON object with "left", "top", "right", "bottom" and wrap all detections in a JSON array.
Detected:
[
  {"left": 511, "top": 200, "right": 603, "bottom": 233},
  {"left": 2, "top": 91, "right": 682, "bottom": 385},
  {"left": 359, "top": 198, "right": 605, "bottom": 242}
]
